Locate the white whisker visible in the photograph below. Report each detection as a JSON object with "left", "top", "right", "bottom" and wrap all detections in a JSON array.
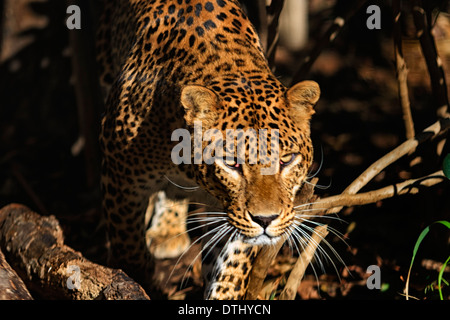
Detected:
[
  {"left": 164, "top": 175, "right": 200, "bottom": 191},
  {"left": 286, "top": 213, "right": 349, "bottom": 290},
  {"left": 295, "top": 217, "right": 348, "bottom": 247},
  {"left": 202, "top": 227, "right": 234, "bottom": 264},
  {"left": 293, "top": 201, "right": 323, "bottom": 210},
  {"left": 180, "top": 224, "right": 232, "bottom": 288},
  {"left": 294, "top": 208, "right": 331, "bottom": 215},
  {"left": 292, "top": 224, "right": 327, "bottom": 272},
  {"left": 186, "top": 202, "right": 222, "bottom": 208},
  {"left": 166, "top": 222, "right": 228, "bottom": 286},
  {"left": 162, "top": 218, "right": 226, "bottom": 245},
  {"left": 287, "top": 225, "right": 322, "bottom": 287},
  {"left": 294, "top": 221, "right": 347, "bottom": 279},
  {"left": 307, "top": 144, "right": 324, "bottom": 180},
  {"left": 207, "top": 228, "right": 239, "bottom": 283},
  {"left": 295, "top": 214, "right": 346, "bottom": 222},
  {"left": 307, "top": 179, "right": 332, "bottom": 190},
  {"left": 303, "top": 145, "right": 331, "bottom": 190},
  {"left": 156, "top": 212, "right": 226, "bottom": 229},
  {"left": 186, "top": 216, "right": 227, "bottom": 224},
  {"left": 187, "top": 211, "right": 227, "bottom": 217}
]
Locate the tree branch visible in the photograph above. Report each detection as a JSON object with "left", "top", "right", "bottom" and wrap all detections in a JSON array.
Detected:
[
  {"left": 244, "top": 238, "right": 284, "bottom": 300},
  {"left": 266, "top": 0, "right": 285, "bottom": 70},
  {"left": 412, "top": 0, "right": 450, "bottom": 118},
  {"left": 324, "top": 117, "right": 450, "bottom": 216},
  {"left": 66, "top": 0, "right": 103, "bottom": 190},
  {"left": 393, "top": 0, "right": 415, "bottom": 139},
  {"left": 0, "top": 248, "right": 33, "bottom": 300},
  {"left": 279, "top": 225, "right": 329, "bottom": 300},
  {"left": 311, "top": 170, "right": 446, "bottom": 213},
  {"left": 0, "top": 204, "right": 150, "bottom": 300}
]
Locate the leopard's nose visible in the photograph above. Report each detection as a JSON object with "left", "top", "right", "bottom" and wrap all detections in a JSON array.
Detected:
[{"left": 249, "top": 213, "right": 278, "bottom": 229}]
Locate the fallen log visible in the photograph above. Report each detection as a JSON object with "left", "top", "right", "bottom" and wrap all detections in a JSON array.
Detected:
[
  {"left": 0, "top": 203, "right": 150, "bottom": 300},
  {"left": 0, "top": 248, "right": 33, "bottom": 300}
]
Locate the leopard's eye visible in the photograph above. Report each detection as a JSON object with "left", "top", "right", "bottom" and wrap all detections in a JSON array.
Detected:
[
  {"left": 280, "top": 153, "right": 297, "bottom": 167},
  {"left": 224, "top": 158, "right": 242, "bottom": 171}
]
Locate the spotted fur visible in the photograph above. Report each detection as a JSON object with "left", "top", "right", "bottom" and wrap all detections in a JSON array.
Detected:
[{"left": 97, "top": 0, "right": 320, "bottom": 299}]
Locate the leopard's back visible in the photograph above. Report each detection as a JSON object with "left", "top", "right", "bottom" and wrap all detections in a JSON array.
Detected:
[{"left": 96, "top": 0, "right": 267, "bottom": 101}]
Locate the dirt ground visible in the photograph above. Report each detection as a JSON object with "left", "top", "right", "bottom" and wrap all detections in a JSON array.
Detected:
[{"left": 0, "top": 0, "right": 449, "bottom": 300}]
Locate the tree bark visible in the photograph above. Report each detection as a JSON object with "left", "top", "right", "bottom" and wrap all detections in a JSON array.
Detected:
[
  {"left": 0, "top": 203, "right": 150, "bottom": 300},
  {"left": 0, "top": 248, "right": 33, "bottom": 300}
]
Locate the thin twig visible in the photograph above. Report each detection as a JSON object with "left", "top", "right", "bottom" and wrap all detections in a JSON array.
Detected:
[
  {"left": 412, "top": 0, "right": 450, "bottom": 159},
  {"left": 244, "top": 239, "right": 284, "bottom": 300},
  {"left": 266, "top": 0, "right": 285, "bottom": 70},
  {"left": 412, "top": 0, "right": 450, "bottom": 118},
  {"left": 326, "top": 117, "right": 450, "bottom": 216},
  {"left": 0, "top": 0, "right": 4, "bottom": 59},
  {"left": 66, "top": 0, "right": 103, "bottom": 189},
  {"left": 279, "top": 224, "right": 329, "bottom": 300},
  {"left": 393, "top": 0, "right": 415, "bottom": 139},
  {"left": 312, "top": 170, "right": 446, "bottom": 213}
]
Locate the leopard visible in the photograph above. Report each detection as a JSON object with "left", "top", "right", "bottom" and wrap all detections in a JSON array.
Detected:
[{"left": 96, "top": 0, "right": 321, "bottom": 300}]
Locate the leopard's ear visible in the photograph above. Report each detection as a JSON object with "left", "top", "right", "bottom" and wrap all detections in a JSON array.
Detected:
[
  {"left": 181, "top": 85, "right": 219, "bottom": 128},
  {"left": 286, "top": 80, "right": 320, "bottom": 121}
]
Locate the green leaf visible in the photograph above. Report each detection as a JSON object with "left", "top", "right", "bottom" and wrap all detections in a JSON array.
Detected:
[
  {"left": 405, "top": 221, "right": 450, "bottom": 300},
  {"left": 444, "top": 154, "right": 450, "bottom": 179},
  {"left": 438, "top": 255, "right": 450, "bottom": 300}
]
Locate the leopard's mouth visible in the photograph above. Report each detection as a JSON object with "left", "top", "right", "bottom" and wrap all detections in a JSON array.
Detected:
[
  {"left": 242, "top": 233, "right": 281, "bottom": 246},
  {"left": 227, "top": 219, "right": 285, "bottom": 246},
  {"left": 225, "top": 210, "right": 293, "bottom": 246}
]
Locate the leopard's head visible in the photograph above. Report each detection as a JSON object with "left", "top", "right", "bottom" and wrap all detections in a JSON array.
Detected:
[{"left": 180, "top": 77, "right": 320, "bottom": 245}]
